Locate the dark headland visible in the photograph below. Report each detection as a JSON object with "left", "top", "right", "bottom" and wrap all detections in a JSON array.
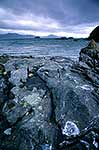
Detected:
[
  {"left": 88, "top": 26, "right": 99, "bottom": 42},
  {"left": 0, "top": 38, "right": 99, "bottom": 150}
]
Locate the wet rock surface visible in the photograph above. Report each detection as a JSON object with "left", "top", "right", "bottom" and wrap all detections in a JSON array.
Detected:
[{"left": 0, "top": 41, "right": 99, "bottom": 150}]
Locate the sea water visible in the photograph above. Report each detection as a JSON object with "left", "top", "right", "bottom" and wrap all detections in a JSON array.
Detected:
[{"left": 0, "top": 38, "right": 90, "bottom": 59}]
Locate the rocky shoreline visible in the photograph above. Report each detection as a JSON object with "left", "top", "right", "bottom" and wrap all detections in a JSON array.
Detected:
[{"left": 0, "top": 40, "right": 99, "bottom": 150}]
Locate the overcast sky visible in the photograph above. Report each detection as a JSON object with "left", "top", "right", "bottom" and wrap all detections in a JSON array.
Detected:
[{"left": 0, "top": 0, "right": 99, "bottom": 37}]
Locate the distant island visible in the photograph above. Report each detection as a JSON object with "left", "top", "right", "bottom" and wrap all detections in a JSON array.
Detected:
[
  {"left": 34, "top": 36, "right": 40, "bottom": 39},
  {"left": 43, "top": 34, "right": 59, "bottom": 38},
  {"left": 0, "top": 33, "right": 59, "bottom": 39},
  {"left": 0, "top": 33, "right": 89, "bottom": 40},
  {"left": 0, "top": 33, "right": 35, "bottom": 39},
  {"left": 0, "top": 33, "right": 58, "bottom": 39}
]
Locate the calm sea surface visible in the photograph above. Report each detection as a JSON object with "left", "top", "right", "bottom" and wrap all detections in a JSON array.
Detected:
[{"left": 0, "top": 38, "right": 91, "bottom": 59}]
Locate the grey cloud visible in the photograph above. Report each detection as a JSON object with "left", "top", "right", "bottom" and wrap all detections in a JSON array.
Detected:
[
  {"left": 0, "top": 0, "right": 99, "bottom": 36},
  {"left": 0, "top": 0, "right": 99, "bottom": 23}
]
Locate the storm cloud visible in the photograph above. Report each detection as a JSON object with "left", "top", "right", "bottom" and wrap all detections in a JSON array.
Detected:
[{"left": 0, "top": 0, "right": 99, "bottom": 37}]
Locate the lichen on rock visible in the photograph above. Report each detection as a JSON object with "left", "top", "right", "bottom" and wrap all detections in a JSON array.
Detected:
[{"left": 62, "top": 121, "right": 80, "bottom": 136}]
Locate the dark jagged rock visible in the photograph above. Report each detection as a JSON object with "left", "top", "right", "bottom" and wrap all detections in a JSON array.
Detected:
[
  {"left": 74, "top": 40, "right": 99, "bottom": 86},
  {"left": 0, "top": 64, "right": 5, "bottom": 75},
  {"left": 79, "top": 40, "right": 99, "bottom": 71},
  {"left": 0, "top": 51, "right": 99, "bottom": 150},
  {"left": 0, "top": 54, "right": 9, "bottom": 64},
  {"left": 88, "top": 26, "right": 99, "bottom": 42},
  {"left": 72, "top": 40, "right": 99, "bottom": 100},
  {"left": 80, "top": 39, "right": 99, "bottom": 58}
]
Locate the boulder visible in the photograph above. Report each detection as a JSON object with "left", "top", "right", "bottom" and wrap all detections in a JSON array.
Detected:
[
  {"left": 79, "top": 40, "right": 99, "bottom": 72},
  {"left": 72, "top": 40, "right": 99, "bottom": 100},
  {"left": 0, "top": 64, "right": 5, "bottom": 75}
]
